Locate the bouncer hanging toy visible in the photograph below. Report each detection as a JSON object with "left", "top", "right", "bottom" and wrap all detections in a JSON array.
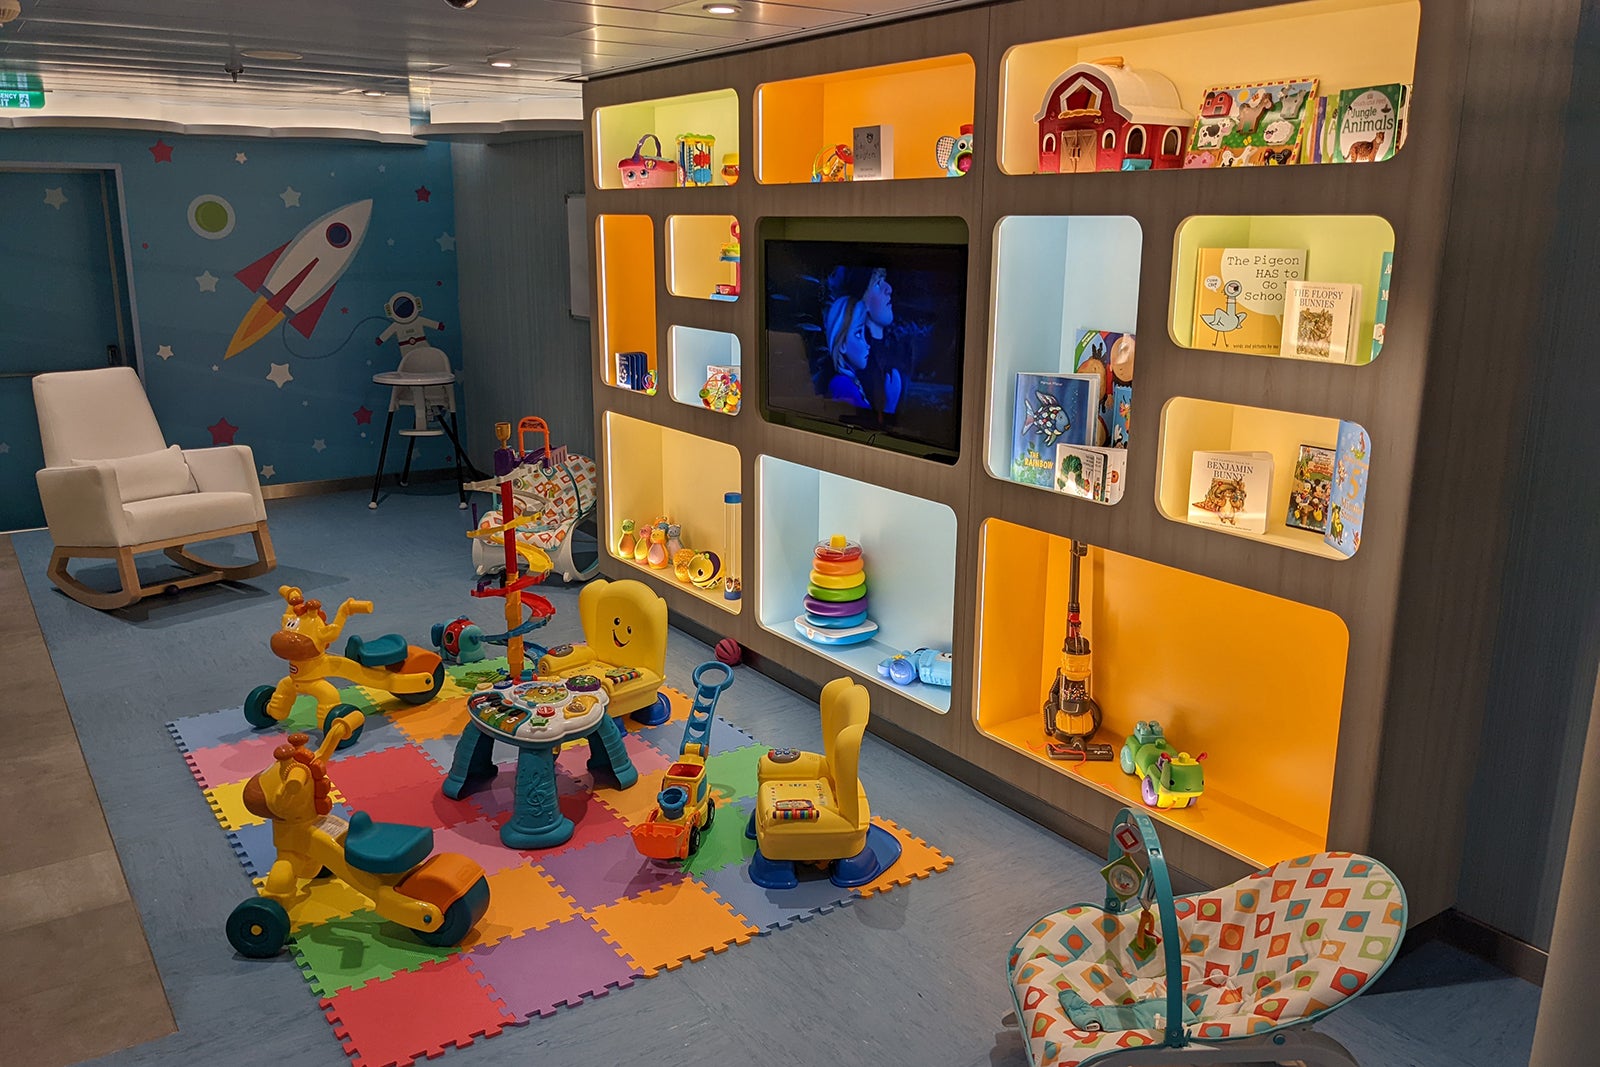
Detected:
[{"left": 1044, "top": 539, "right": 1110, "bottom": 758}]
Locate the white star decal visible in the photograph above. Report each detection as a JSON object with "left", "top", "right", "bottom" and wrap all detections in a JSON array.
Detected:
[
  {"left": 212, "top": 364, "right": 220, "bottom": 371},
  {"left": 196, "top": 271, "right": 219, "bottom": 292},
  {"left": 379, "top": 164, "right": 387, "bottom": 173},
  {"left": 436, "top": 232, "right": 457, "bottom": 252},
  {"left": 266, "top": 363, "right": 294, "bottom": 389},
  {"left": 157, "top": 344, "right": 174, "bottom": 360},
  {"left": 259, "top": 464, "right": 275, "bottom": 479},
  {"left": 280, "top": 186, "right": 302, "bottom": 208},
  {"left": 387, "top": 238, "right": 395, "bottom": 246},
  {"left": 0, "top": 442, "right": 10, "bottom": 454},
  {"left": 235, "top": 152, "right": 248, "bottom": 164},
  {"left": 311, "top": 438, "right": 327, "bottom": 453},
  {"left": 43, "top": 187, "right": 67, "bottom": 209}
]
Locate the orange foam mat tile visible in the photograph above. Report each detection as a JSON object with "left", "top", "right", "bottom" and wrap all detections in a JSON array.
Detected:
[
  {"left": 458, "top": 864, "right": 576, "bottom": 951},
  {"left": 586, "top": 879, "right": 760, "bottom": 977},
  {"left": 385, "top": 693, "right": 472, "bottom": 743},
  {"left": 853, "top": 817, "right": 956, "bottom": 899}
]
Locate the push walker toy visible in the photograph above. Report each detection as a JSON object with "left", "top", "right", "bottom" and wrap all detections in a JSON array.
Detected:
[
  {"left": 243, "top": 586, "right": 444, "bottom": 744},
  {"left": 631, "top": 661, "right": 735, "bottom": 862},
  {"left": 226, "top": 713, "right": 491, "bottom": 959}
]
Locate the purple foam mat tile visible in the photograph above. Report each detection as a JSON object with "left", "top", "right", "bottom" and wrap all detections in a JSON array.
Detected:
[
  {"left": 228, "top": 803, "right": 355, "bottom": 878},
  {"left": 466, "top": 916, "right": 639, "bottom": 1020},
  {"left": 691, "top": 859, "right": 857, "bottom": 934},
  {"left": 169, "top": 707, "right": 261, "bottom": 751},
  {"left": 535, "top": 829, "right": 687, "bottom": 911},
  {"left": 628, "top": 715, "right": 762, "bottom": 762}
]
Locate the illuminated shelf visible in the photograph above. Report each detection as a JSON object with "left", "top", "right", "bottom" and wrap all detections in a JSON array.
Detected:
[
  {"left": 975, "top": 519, "right": 1347, "bottom": 865},
  {"left": 998, "top": 0, "right": 1420, "bottom": 176},
  {"left": 755, "top": 55, "right": 976, "bottom": 184},
  {"left": 756, "top": 455, "right": 956, "bottom": 713},
  {"left": 1170, "top": 215, "right": 1396, "bottom": 364},
  {"left": 604, "top": 412, "right": 741, "bottom": 614},
  {"left": 986, "top": 214, "right": 1141, "bottom": 504},
  {"left": 667, "top": 214, "right": 740, "bottom": 301},
  {"left": 1157, "top": 397, "right": 1368, "bottom": 559},
  {"left": 593, "top": 89, "right": 739, "bottom": 191},
  {"left": 596, "top": 214, "right": 658, "bottom": 393},
  {"left": 668, "top": 325, "right": 740, "bottom": 414}
]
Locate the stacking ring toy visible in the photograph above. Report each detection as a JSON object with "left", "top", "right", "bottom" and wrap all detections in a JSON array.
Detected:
[
  {"left": 807, "top": 582, "right": 867, "bottom": 602},
  {"left": 809, "top": 570, "right": 867, "bottom": 591},
  {"left": 813, "top": 535, "right": 862, "bottom": 563},
  {"left": 804, "top": 594, "right": 869, "bottom": 617},
  {"left": 811, "top": 557, "right": 865, "bottom": 577}
]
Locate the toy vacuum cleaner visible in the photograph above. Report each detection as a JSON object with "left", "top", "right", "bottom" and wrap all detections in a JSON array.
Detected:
[{"left": 1044, "top": 540, "right": 1109, "bottom": 758}]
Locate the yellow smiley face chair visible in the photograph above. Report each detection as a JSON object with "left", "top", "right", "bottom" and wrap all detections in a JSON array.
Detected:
[{"left": 538, "top": 578, "right": 671, "bottom": 724}]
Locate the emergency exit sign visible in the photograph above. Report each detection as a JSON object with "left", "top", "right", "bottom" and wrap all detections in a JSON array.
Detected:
[{"left": 0, "top": 73, "right": 45, "bottom": 110}]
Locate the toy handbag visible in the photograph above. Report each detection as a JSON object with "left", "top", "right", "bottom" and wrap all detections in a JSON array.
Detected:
[{"left": 618, "top": 134, "right": 678, "bottom": 189}]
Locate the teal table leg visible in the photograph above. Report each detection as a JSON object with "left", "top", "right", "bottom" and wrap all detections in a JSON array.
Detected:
[
  {"left": 584, "top": 714, "right": 639, "bottom": 790},
  {"left": 442, "top": 727, "right": 498, "bottom": 800},
  {"left": 501, "top": 742, "right": 573, "bottom": 849}
]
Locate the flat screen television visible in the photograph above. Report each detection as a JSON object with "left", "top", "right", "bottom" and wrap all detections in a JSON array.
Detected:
[{"left": 760, "top": 226, "right": 968, "bottom": 464}]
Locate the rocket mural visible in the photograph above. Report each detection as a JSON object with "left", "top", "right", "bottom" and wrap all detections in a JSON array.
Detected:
[{"left": 225, "top": 199, "right": 373, "bottom": 359}]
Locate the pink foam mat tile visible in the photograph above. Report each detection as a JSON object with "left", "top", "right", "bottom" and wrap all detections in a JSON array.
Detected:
[
  {"left": 428, "top": 818, "right": 537, "bottom": 878},
  {"left": 182, "top": 731, "right": 287, "bottom": 789}
]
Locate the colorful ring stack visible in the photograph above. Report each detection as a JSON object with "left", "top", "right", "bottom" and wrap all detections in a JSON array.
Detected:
[{"left": 794, "top": 534, "right": 879, "bottom": 646}]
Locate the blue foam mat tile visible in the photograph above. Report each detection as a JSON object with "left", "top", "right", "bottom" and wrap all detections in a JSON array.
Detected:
[
  {"left": 691, "top": 854, "right": 857, "bottom": 933},
  {"left": 630, "top": 714, "right": 762, "bottom": 762},
  {"left": 416, "top": 734, "right": 465, "bottom": 775},
  {"left": 322, "top": 713, "right": 410, "bottom": 759},
  {"left": 168, "top": 706, "right": 261, "bottom": 751}
]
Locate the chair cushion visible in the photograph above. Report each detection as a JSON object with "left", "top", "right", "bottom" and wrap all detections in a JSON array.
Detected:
[
  {"left": 76, "top": 445, "right": 196, "bottom": 503},
  {"left": 121, "top": 491, "right": 260, "bottom": 544}
]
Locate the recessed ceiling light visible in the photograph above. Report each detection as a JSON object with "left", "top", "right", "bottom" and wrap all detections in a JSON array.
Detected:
[
  {"left": 362, "top": 89, "right": 387, "bottom": 97},
  {"left": 489, "top": 59, "right": 515, "bottom": 68},
  {"left": 239, "top": 49, "right": 303, "bottom": 61},
  {"left": 703, "top": 3, "right": 741, "bottom": 14}
]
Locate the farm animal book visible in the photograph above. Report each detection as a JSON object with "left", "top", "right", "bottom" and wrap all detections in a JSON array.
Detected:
[
  {"left": 1285, "top": 444, "right": 1336, "bottom": 533},
  {"left": 1071, "top": 329, "right": 1135, "bottom": 448},
  {"left": 1329, "top": 84, "right": 1408, "bottom": 163},
  {"left": 1324, "top": 421, "right": 1371, "bottom": 557},
  {"left": 1188, "top": 451, "right": 1274, "bottom": 535},
  {"left": 1191, "top": 247, "right": 1308, "bottom": 354},
  {"left": 1280, "top": 280, "right": 1363, "bottom": 363},
  {"left": 1011, "top": 372, "right": 1100, "bottom": 488},
  {"left": 1185, "top": 77, "right": 1319, "bottom": 168}
]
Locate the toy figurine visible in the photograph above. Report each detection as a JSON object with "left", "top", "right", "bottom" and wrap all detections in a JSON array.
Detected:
[
  {"left": 633, "top": 521, "right": 652, "bottom": 563},
  {"left": 721, "top": 152, "right": 740, "bottom": 186},
  {"left": 877, "top": 648, "right": 953, "bottom": 687},
  {"left": 225, "top": 715, "right": 491, "bottom": 958},
  {"left": 618, "top": 518, "right": 637, "bottom": 558},
  {"left": 935, "top": 124, "right": 975, "bottom": 177},
  {"left": 647, "top": 524, "right": 670, "bottom": 568},
  {"left": 665, "top": 523, "right": 683, "bottom": 559},
  {"left": 1119, "top": 720, "right": 1205, "bottom": 809}
]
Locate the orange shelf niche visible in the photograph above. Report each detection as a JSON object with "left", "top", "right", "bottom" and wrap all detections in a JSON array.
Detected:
[
  {"left": 596, "top": 214, "right": 658, "bottom": 393},
  {"left": 975, "top": 518, "right": 1348, "bottom": 866}
]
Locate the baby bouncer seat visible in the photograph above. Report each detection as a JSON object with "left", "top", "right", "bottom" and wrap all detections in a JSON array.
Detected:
[
  {"left": 470, "top": 417, "right": 599, "bottom": 583},
  {"left": 1008, "top": 809, "right": 1406, "bottom": 1067}
]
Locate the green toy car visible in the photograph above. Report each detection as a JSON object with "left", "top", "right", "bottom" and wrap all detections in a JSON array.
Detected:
[{"left": 1119, "top": 720, "right": 1205, "bottom": 810}]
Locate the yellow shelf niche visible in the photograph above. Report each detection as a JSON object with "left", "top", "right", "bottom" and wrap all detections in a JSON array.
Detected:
[
  {"left": 975, "top": 518, "right": 1348, "bottom": 866},
  {"left": 603, "top": 411, "right": 741, "bottom": 614},
  {"left": 1157, "top": 397, "right": 1366, "bottom": 560},
  {"left": 596, "top": 214, "right": 658, "bottom": 393},
  {"left": 755, "top": 54, "right": 976, "bottom": 184},
  {"left": 593, "top": 89, "right": 740, "bottom": 191},
  {"left": 667, "top": 214, "right": 740, "bottom": 301},
  {"left": 998, "top": 0, "right": 1420, "bottom": 175}
]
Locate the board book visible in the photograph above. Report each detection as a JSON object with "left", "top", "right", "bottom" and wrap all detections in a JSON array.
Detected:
[
  {"left": 1187, "top": 450, "right": 1274, "bottom": 535},
  {"left": 1371, "top": 252, "right": 1393, "bottom": 362},
  {"left": 1192, "top": 247, "right": 1308, "bottom": 355},
  {"left": 1055, "top": 444, "right": 1127, "bottom": 505},
  {"left": 1071, "top": 329, "right": 1135, "bottom": 448},
  {"left": 1280, "top": 280, "right": 1363, "bottom": 363},
  {"left": 1185, "top": 77, "right": 1319, "bottom": 168},
  {"left": 1325, "top": 421, "right": 1370, "bottom": 556},
  {"left": 1285, "top": 444, "right": 1336, "bottom": 533},
  {"left": 1011, "top": 372, "right": 1099, "bottom": 488},
  {"left": 1330, "top": 83, "right": 1408, "bottom": 164}
]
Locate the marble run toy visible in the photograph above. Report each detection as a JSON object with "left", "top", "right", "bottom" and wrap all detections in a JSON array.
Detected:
[
  {"left": 226, "top": 714, "right": 490, "bottom": 958},
  {"left": 744, "top": 677, "right": 902, "bottom": 890},
  {"left": 1119, "top": 720, "right": 1206, "bottom": 809},
  {"left": 243, "top": 586, "right": 444, "bottom": 744},
  {"left": 538, "top": 578, "right": 672, "bottom": 726},
  {"left": 877, "top": 648, "right": 953, "bottom": 687},
  {"left": 632, "top": 661, "right": 735, "bottom": 862}
]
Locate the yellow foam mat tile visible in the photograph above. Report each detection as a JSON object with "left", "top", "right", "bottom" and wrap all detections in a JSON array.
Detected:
[
  {"left": 586, "top": 880, "right": 759, "bottom": 977},
  {"left": 854, "top": 817, "right": 955, "bottom": 899},
  {"left": 205, "top": 780, "right": 264, "bottom": 830},
  {"left": 459, "top": 865, "right": 577, "bottom": 951},
  {"left": 591, "top": 775, "right": 669, "bottom": 827},
  {"left": 252, "top": 877, "right": 374, "bottom": 931}
]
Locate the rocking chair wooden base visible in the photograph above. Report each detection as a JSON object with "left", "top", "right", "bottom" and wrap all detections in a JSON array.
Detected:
[{"left": 46, "top": 521, "right": 276, "bottom": 610}]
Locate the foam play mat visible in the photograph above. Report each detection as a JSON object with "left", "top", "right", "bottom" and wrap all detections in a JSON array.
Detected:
[{"left": 169, "top": 661, "right": 953, "bottom": 1067}]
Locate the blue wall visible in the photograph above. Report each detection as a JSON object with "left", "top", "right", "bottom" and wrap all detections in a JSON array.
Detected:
[{"left": 0, "top": 130, "right": 461, "bottom": 485}]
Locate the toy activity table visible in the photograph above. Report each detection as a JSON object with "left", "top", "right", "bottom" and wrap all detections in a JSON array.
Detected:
[{"left": 442, "top": 676, "right": 638, "bottom": 848}]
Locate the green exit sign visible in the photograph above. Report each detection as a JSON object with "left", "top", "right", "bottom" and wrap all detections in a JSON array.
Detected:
[{"left": 0, "top": 73, "right": 45, "bottom": 110}]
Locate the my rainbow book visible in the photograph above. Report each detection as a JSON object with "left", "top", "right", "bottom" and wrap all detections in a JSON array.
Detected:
[
  {"left": 1011, "top": 372, "right": 1099, "bottom": 488},
  {"left": 1192, "top": 247, "right": 1308, "bottom": 355}
]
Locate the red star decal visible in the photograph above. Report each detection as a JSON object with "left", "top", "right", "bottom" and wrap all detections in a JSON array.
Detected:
[
  {"left": 415, "top": 185, "right": 431, "bottom": 202},
  {"left": 353, "top": 406, "right": 374, "bottom": 426},
  {"left": 149, "top": 139, "right": 174, "bottom": 163},
  {"left": 340, "top": 307, "right": 349, "bottom": 315},
  {"left": 207, "top": 417, "right": 238, "bottom": 445}
]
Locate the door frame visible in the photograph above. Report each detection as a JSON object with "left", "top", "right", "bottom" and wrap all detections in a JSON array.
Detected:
[{"left": 0, "top": 162, "right": 144, "bottom": 376}]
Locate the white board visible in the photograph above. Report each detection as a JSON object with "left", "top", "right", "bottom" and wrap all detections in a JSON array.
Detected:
[{"left": 566, "top": 193, "right": 590, "bottom": 320}]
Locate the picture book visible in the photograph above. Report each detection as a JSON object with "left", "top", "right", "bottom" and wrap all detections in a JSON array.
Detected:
[
  {"left": 1071, "top": 329, "right": 1135, "bottom": 448},
  {"left": 1185, "top": 77, "right": 1320, "bottom": 168},
  {"left": 1012, "top": 372, "right": 1100, "bottom": 488},
  {"left": 1371, "top": 252, "right": 1393, "bottom": 362},
  {"left": 1192, "top": 247, "right": 1308, "bottom": 355},
  {"left": 1188, "top": 450, "right": 1274, "bottom": 535},
  {"left": 1280, "top": 280, "right": 1363, "bottom": 363},
  {"left": 1330, "top": 83, "right": 1408, "bottom": 164},
  {"left": 1055, "top": 445, "right": 1107, "bottom": 503},
  {"left": 1324, "top": 421, "right": 1371, "bottom": 557},
  {"left": 1285, "top": 444, "right": 1336, "bottom": 532}
]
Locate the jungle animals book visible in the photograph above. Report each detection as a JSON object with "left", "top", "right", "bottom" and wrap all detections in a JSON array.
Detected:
[
  {"left": 1280, "top": 280, "right": 1363, "bottom": 363},
  {"left": 1285, "top": 444, "right": 1336, "bottom": 533},
  {"left": 1071, "top": 329, "right": 1136, "bottom": 448},
  {"left": 1330, "top": 84, "right": 1408, "bottom": 163},
  {"left": 1371, "top": 252, "right": 1393, "bottom": 361},
  {"left": 1192, "top": 247, "right": 1308, "bottom": 354},
  {"left": 1012, "top": 372, "right": 1100, "bottom": 488},
  {"left": 1056, "top": 444, "right": 1127, "bottom": 505},
  {"left": 1185, "top": 77, "right": 1320, "bottom": 168},
  {"left": 1325, "top": 421, "right": 1370, "bottom": 556},
  {"left": 1188, "top": 451, "right": 1274, "bottom": 535}
]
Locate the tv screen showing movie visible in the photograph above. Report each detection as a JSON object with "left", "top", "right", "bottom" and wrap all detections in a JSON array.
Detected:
[{"left": 761, "top": 237, "right": 968, "bottom": 462}]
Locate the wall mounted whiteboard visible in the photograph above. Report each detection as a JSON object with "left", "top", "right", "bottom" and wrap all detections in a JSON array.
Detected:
[{"left": 566, "top": 193, "right": 590, "bottom": 320}]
